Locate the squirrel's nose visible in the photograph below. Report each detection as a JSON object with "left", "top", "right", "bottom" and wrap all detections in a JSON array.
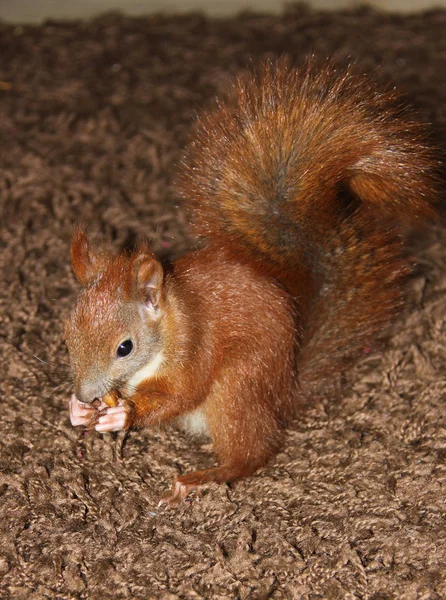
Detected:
[{"left": 75, "top": 381, "right": 99, "bottom": 404}]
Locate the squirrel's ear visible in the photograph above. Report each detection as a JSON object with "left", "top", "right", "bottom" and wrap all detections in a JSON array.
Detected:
[
  {"left": 132, "top": 250, "right": 164, "bottom": 319},
  {"left": 70, "top": 227, "right": 102, "bottom": 285}
]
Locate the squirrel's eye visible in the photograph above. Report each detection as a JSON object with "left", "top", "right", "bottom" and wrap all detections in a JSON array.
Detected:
[{"left": 116, "top": 339, "right": 133, "bottom": 358}]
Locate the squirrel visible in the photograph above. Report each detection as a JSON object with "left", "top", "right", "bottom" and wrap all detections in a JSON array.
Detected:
[{"left": 65, "top": 59, "right": 437, "bottom": 503}]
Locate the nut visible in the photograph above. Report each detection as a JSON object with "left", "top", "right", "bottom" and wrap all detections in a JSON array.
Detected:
[{"left": 102, "top": 389, "right": 120, "bottom": 407}]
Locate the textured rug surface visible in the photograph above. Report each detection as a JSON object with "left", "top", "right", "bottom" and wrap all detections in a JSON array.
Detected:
[{"left": 0, "top": 5, "right": 445, "bottom": 599}]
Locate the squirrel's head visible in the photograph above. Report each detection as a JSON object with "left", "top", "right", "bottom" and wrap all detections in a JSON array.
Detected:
[{"left": 65, "top": 228, "right": 165, "bottom": 404}]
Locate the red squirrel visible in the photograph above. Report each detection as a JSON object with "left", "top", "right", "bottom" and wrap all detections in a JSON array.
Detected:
[{"left": 65, "top": 60, "right": 437, "bottom": 502}]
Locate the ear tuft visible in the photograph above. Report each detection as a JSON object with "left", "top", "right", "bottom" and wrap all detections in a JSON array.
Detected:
[
  {"left": 70, "top": 227, "right": 102, "bottom": 286},
  {"left": 133, "top": 250, "right": 164, "bottom": 317}
]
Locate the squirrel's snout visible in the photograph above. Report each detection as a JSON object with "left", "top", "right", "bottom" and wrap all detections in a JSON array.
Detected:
[
  {"left": 74, "top": 390, "right": 94, "bottom": 404},
  {"left": 74, "top": 381, "right": 101, "bottom": 405}
]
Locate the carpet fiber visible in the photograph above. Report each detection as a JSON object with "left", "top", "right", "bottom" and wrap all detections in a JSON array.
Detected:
[{"left": 0, "top": 5, "right": 445, "bottom": 599}]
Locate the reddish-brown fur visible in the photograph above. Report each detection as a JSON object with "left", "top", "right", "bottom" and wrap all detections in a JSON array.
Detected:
[
  {"left": 178, "top": 58, "right": 437, "bottom": 395},
  {"left": 66, "top": 60, "right": 437, "bottom": 501},
  {"left": 66, "top": 241, "right": 298, "bottom": 498},
  {"left": 133, "top": 248, "right": 298, "bottom": 477}
]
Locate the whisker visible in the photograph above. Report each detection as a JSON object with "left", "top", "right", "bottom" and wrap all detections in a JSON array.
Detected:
[
  {"left": 25, "top": 338, "right": 71, "bottom": 367},
  {"left": 52, "top": 322, "right": 67, "bottom": 335},
  {"left": 32, "top": 354, "right": 54, "bottom": 367},
  {"left": 10, "top": 342, "right": 71, "bottom": 372},
  {"left": 3, "top": 337, "right": 72, "bottom": 393},
  {"left": 52, "top": 382, "right": 69, "bottom": 393}
]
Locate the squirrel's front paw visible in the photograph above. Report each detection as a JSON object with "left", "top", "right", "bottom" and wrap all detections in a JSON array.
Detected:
[
  {"left": 95, "top": 404, "right": 129, "bottom": 433},
  {"left": 69, "top": 394, "right": 104, "bottom": 427}
]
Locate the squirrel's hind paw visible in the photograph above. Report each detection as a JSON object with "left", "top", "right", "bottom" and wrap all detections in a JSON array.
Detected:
[
  {"left": 159, "top": 478, "right": 202, "bottom": 506},
  {"left": 159, "top": 466, "right": 239, "bottom": 505}
]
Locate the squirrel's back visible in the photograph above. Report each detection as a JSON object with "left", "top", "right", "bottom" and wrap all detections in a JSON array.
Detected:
[{"left": 177, "top": 59, "right": 438, "bottom": 395}]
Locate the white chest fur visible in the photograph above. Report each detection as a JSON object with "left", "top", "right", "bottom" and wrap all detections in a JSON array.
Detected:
[
  {"left": 176, "top": 406, "right": 210, "bottom": 438},
  {"left": 125, "top": 352, "right": 164, "bottom": 392},
  {"left": 124, "top": 352, "right": 209, "bottom": 438}
]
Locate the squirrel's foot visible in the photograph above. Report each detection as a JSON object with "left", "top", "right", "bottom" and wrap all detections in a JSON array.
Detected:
[
  {"left": 95, "top": 404, "right": 128, "bottom": 433},
  {"left": 69, "top": 394, "right": 106, "bottom": 427},
  {"left": 159, "top": 466, "right": 238, "bottom": 505},
  {"left": 159, "top": 478, "right": 202, "bottom": 505}
]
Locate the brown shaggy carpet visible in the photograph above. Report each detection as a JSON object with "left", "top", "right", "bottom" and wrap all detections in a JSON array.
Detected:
[{"left": 0, "top": 5, "right": 445, "bottom": 599}]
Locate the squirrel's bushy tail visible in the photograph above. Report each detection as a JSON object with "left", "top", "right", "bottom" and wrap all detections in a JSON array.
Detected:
[{"left": 178, "top": 59, "right": 438, "bottom": 395}]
